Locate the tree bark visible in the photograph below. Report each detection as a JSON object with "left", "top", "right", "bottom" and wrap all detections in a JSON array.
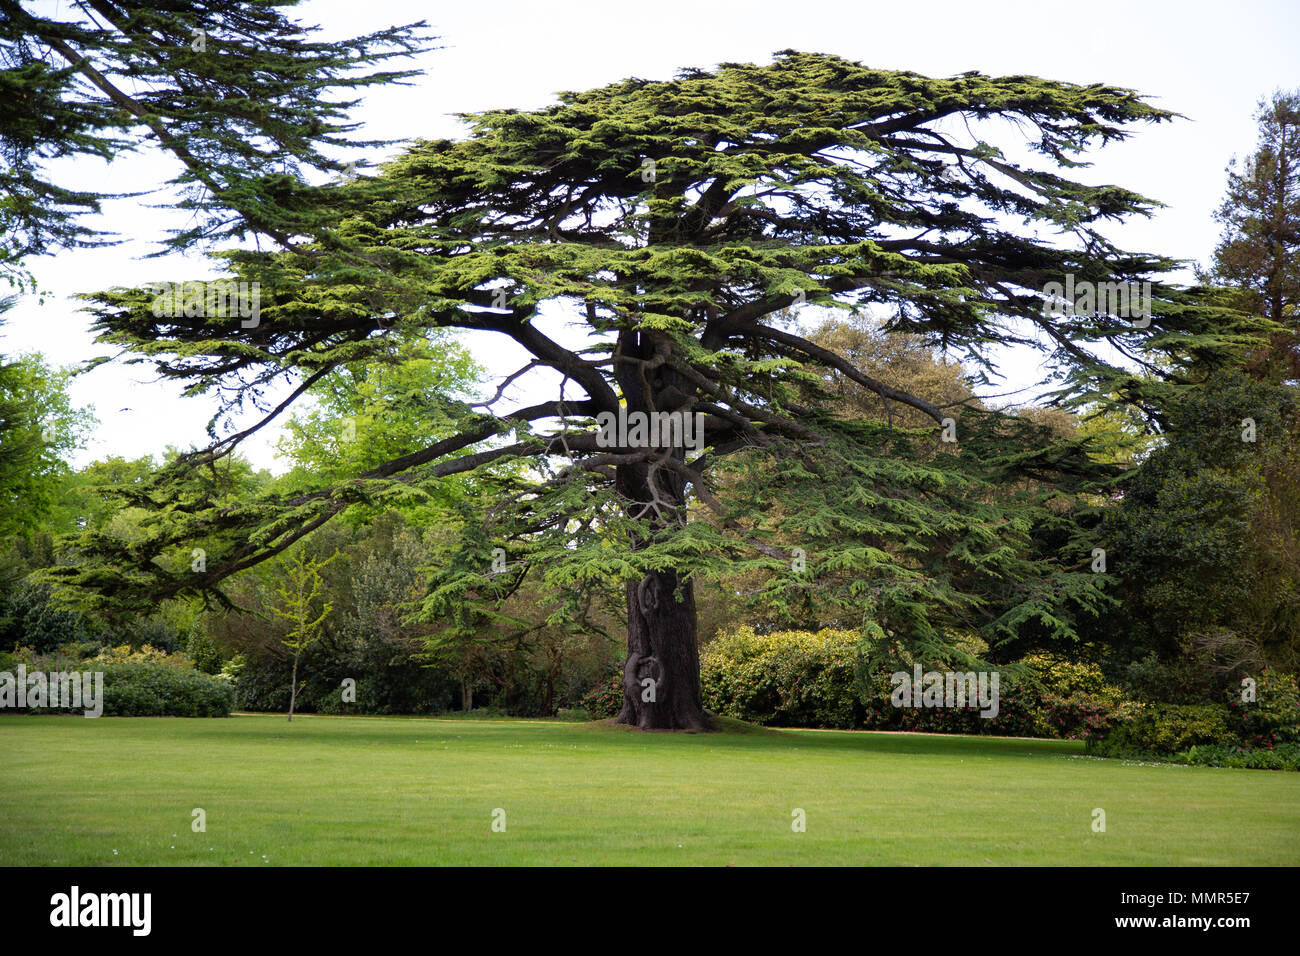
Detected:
[
  {"left": 615, "top": 568, "right": 708, "bottom": 730},
  {"left": 612, "top": 326, "right": 710, "bottom": 731}
]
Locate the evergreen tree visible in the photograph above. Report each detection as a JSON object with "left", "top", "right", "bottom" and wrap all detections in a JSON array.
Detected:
[
  {"left": 1200, "top": 90, "right": 1300, "bottom": 380},
  {"left": 65, "top": 52, "right": 1268, "bottom": 729},
  {"left": 0, "top": 0, "right": 433, "bottom": 286}
]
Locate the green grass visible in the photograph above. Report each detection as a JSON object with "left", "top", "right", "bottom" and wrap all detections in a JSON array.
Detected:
[{"left": 2, "top": 713, "right": 1298, "bottom": 865}]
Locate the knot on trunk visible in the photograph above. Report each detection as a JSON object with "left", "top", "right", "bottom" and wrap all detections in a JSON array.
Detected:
[
  {"left": 636, "top": 575, "right": 661, "bottom": 613},
  {"left": 623, "top": 653, "right": 664, "bottom": 702}
]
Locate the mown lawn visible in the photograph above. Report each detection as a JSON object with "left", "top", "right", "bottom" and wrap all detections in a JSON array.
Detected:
[{"left": 2, "top": 713, "right": 1297, "bottom": 865}]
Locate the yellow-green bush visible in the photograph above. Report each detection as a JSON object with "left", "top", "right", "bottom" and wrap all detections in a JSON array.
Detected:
[{"left": 701, "top": 626, "right": 865, "bottom": 728}]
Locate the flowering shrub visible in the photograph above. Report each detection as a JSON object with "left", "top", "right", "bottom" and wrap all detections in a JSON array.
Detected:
[
  {"left": 1225, "top": 670, "right": 1300, "bottom": 748},
  {"left": 579, "top": 672, "right": 625, "bottom": 720}
]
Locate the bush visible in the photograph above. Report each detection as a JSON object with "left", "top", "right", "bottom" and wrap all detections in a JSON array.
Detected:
[
  {"left": 92, "top": 643, "right": 192, "bottom": 669},
  {"left": 186, "top": 631, "right": 226, "bottom": 674},
  {"left": 580, "top": 672, "right": 624, "bottom": 720},
  {"left": 702, "top": 626, "right": 865, "bottom": 729},
  {"left": 1093, "top": 703, "right": 1234, "bottom": 756},
  {"left": 98, "top": 663, "right": 235, "bottom": 716},
  {"left": 12, "top": 661, "right": 234, "bottom": 717},
  {"left": 878, "top": 669, "right": 1043, "bottom": 737},
  {"left": 1182, "top": 743, "right": 1300, "bottom": 771},
  {"left": 1225, "top": 671, "right": 1300, "bottom": 748},
  {"left": 1040, "top": 690, "right": 1137, "bottom": 741}
]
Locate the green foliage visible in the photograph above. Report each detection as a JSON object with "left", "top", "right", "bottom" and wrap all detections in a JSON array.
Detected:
[
  {"left": 1102, "top": 372, "right": 1300, "bottom": 678},
  {"left": 1227, "top": 670, "right": 1300, "bottom": 748},
  {"left": 701, "top": 626, "right": 865, "bottom": 729},
  {"left": 0, "top": 579, "right": 95, "bottom": 653},
  {"left": 1181, "top": 743, "right": 1300, "bottom": 771},
  {"left": 1094, "top": 703, "right": 1235, "bottom": 756},
  {"left": 1, "top": 0, "right": 433, "bottom": 280},
  {"left": 0, "top": 342, "right": 95, "bottom": 538},
  {"left": 580, "top": 673, "right": 625, "bottom": 720},
  {"left": 1199, "top": 89, "right": 1300, "bottom": 380},
  {"left": 271, "top": 549, "right": 335, "bottom": 657},
  {"left": 44, "top": 455, "right": 157, "bottom": 537},
  {"left": 185, "top": 630, "right": 225, "bottom": 675},
  {"left": 276, "top": 334, "right": 482, "bottom": 495},
  {"left": 95, "top": 663, "right": 235, "bottom": 717}
]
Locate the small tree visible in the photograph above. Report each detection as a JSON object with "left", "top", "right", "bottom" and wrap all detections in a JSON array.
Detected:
[{"left": 270, "top": 549, "right": 336, "bottom": 721}]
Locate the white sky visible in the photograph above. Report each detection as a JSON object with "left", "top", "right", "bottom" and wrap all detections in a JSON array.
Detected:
[{"left": 4, "top": 0, "right": 1298, "bottom": 472}]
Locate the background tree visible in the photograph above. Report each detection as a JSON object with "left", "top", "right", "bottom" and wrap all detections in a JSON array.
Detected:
[
  {"left": 1099, "top": 371, "right": 1300, "bottom": 692},
  {"left": 0, "top": 319, "right": 95, "bottom": 539},
  {"left": 276, "top": 333, "right": 480, "bottom": 501},
  {"left": 68, "top": 52, "right": 1269, "bottom": 730},
  {"left": 1199, "top": 89, "right": 1300, "bottom": 381}
]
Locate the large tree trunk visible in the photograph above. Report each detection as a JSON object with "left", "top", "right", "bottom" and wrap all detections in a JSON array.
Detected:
[
  {"left": 616, "top": 568, "right": 708, "bottom": 730},
  {"left": 612, "top": 326, "right": 710, "bottom": 731}
]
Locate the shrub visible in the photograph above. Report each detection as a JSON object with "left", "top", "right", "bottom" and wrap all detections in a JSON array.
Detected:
[
  {"left": 1093, "top": 703, "right": 1234, "bottom": 756},
  {"left": 1041, "top": 690, "right": 1137, "bottom": 741},
  {"left": 580, "top": 672, "right": 624, "bottom": 720},
  {"left": 877, "top": 669, "right": 1043, "bottom": 737},
  {"left": 1182, "top": 743, "right": 1300, "bottom": 771},
  {"left": 98, "top": 663, "right": 235, "bottom": 716},
  {"left": 1225, "top": 671, "right": 1300, "bottom": 748},
  {"left": 186, "top": 631, "right": 226, "bottom": 674},
  {"left": 92, "top": 644, "right": 192, "bottom": 669},
  {"left": 702, "top": 626, "right": 865, "bottom": 729},
  {"left": 13, "top": 661, "right": 234, "bottom": 717}
]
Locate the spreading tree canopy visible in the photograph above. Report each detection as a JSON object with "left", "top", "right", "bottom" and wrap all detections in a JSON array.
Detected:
[
  {"left": 63, "top": 52, "right": 1269, "bottom": 729},
  {"left": 0, "top": 0, "right": 432, "bottom": 286}
]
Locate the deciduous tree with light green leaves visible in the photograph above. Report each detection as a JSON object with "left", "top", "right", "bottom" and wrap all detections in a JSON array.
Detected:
[
  {"left": 68, "top": 52, "right": 1271, "bottom": 730},
  {"left": 0, "top": 310, "right": 95, "bottom": 539},
  {"left": 270, "top": 547, "right": 336, "bottom": 722}
]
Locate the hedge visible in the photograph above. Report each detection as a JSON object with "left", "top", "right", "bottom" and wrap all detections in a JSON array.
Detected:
[{"left": 12, "top": 662, "right": 234, "bottom": 717}]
